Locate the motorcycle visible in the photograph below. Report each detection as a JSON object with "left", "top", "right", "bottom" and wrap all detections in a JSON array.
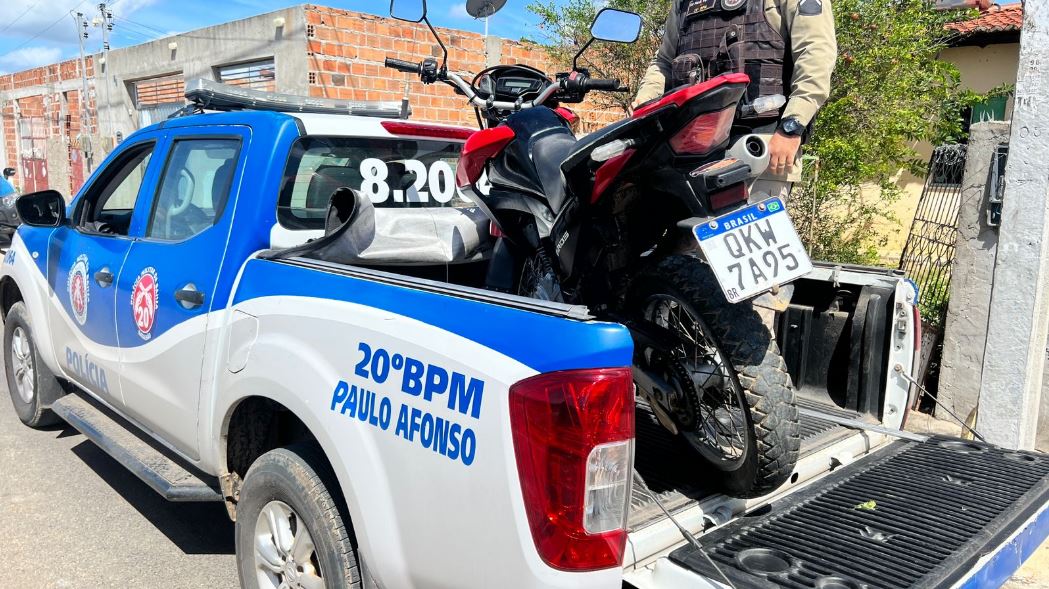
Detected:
[{"left": 386, "top": 0, "right": 810, "bottom": 497}]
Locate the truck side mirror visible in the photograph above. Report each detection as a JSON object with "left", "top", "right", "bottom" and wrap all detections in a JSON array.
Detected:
[{"left": 16, "top": 190, "right": 66, "bottom": 228}]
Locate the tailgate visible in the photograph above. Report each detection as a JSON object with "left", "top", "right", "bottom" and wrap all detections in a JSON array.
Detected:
[{"left": 664, "top": 437, "right": 1048, "bottom": 589}]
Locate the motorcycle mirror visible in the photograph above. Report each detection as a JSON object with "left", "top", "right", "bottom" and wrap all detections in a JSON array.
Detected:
[
  {"left": 466, "top": 0, "right": 506, "bottom": 18},
  {"left": 390, "top": 0, "right": 426, "bottom": 23},
  {"left": 590, "top": 9, "right": 642, "bottom": 43},
  {"left": 573, "top": 9, "right": 642, "bottom": 70},
  {"left": 389, "top": 0, "right": 449, "bottom": 69}
]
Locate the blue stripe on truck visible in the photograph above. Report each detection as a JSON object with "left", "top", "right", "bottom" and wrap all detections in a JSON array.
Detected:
[
  {"left": 957, "top": 502, "right": 1049, "bottom": 589},
  {"left": 233, "top": 259, "right": 634, "bottom": 374}
]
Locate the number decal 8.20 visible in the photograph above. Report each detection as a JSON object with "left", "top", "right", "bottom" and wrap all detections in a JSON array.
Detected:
[{"left": 358, "top": 159, "right": 457, "bottom": 204}]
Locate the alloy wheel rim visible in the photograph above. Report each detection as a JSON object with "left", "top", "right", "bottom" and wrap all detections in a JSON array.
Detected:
[
  {"left": 254, "top": 500, "right": 324, "bottom": 589},
  {"left": 644, "top": 295, "right": 749, "bottom": 468},
  {"left": 10, "top": 326, "right": 35, "bottom": 405}
]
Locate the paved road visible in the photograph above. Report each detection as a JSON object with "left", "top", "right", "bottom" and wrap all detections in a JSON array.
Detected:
[{"left": 0, "top": 362, "right": 238, "bottom": 588}]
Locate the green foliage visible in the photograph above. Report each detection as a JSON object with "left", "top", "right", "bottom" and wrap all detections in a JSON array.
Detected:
[
  {"left": 788, "top": 0, "right": 979, "bottom": 265},
  {"left": 526, "top": 0, "right": 671, "bottom": 115}
]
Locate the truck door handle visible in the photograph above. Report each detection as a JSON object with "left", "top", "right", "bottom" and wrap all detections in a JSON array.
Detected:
[
  {"left": 175, "top": 284, "right": 205, "bottom": 309},
  {"left": 94, "top": 268, "right": 113, "bottom": 287}
]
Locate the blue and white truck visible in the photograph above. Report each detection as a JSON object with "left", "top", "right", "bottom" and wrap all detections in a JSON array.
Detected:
[{"left": 2, "top": 85, "right": 1046, "bottom": 589}]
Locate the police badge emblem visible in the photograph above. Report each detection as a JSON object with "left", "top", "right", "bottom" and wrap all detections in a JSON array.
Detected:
[{"left": 68, "top": 254, "right": 90, "bottom": 326}]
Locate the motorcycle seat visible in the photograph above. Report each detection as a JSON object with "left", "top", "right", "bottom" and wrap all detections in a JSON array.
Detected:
[{"left": 530, "top": 130, "right": 577, "bottom": 214}]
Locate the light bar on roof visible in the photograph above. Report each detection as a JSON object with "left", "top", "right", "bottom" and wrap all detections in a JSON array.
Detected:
[{"left": 182, "top": 78, "right": 408, "bottom": 119}]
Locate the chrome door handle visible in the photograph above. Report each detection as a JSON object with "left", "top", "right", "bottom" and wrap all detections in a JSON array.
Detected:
[
  {"left": 174, "top": 284, "right": 205, "bottom": 309},
  {"left": 94, "top": 268, "right": 113, "bottom": 287}
]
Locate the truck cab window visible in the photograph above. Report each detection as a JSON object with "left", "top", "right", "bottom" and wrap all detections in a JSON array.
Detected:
[
  {"left": 278, "top": 136, "right": 468, "bottom": 231},
  {"left": 146, "top": 138, "right": 240, "bottom": 241},
  {"left": 76, "top": 142, "right": 154, "bottom": 236}
]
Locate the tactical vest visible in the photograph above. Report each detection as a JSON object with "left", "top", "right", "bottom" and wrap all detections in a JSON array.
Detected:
[{"left": 674, "top": 0, "right": 791, "bottom": 117}]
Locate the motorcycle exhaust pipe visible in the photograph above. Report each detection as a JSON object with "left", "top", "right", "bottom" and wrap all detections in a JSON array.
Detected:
[{"left": 727, "top": 134, "right": 770, "bottom": 179}]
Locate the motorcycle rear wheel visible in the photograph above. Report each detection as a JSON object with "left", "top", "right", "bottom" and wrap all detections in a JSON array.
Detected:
[{"left": 631, "top": 255, "right": 800, "bottom": 498}]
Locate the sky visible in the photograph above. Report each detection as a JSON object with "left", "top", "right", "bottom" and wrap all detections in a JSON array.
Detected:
[{"left": 0, "top": 0, "right": 548, "bottom": 74}]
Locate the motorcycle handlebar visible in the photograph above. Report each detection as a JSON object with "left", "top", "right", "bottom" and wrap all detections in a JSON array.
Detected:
[
  {"left": 583, "top": 78, "right": 624, "bottom": 92},
  {"left": 384, "top": 58, "right": 422, "bottom": 74}
]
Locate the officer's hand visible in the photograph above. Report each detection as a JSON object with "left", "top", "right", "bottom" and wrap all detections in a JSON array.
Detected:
[{"left": 768, "top": 131, "right": 802, "bottom": 176}]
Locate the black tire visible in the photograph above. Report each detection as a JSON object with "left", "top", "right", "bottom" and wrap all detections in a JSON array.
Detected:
[
  {"left": 4, "top": 301, "right": 64, "bottom": 428},
  {"left": 236, "top": 443, "right": 361, "bottom": 589},
  {"left": 632, "top": 255, "right": 800, "bottom": 497}
]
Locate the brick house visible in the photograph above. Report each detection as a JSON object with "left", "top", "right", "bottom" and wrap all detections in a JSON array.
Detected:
[{"left": 0, "top": 5, "right": 621, "bottom": 198}]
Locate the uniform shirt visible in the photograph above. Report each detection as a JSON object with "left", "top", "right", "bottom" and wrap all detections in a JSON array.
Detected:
[{"left": 635, "top": 0, "right": 837, "bottom": 125}]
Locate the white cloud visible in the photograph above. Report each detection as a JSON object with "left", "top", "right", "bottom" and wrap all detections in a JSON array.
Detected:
[
  {"left": 0, "top": 46, "right": 62, "bottom": 73},
  {"left": 448, "top": 2, "right": 471, "bottom": 19}
]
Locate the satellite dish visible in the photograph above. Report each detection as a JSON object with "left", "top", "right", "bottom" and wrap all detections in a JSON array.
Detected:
[{"left": 466, "top": 0, "right": 507, "bottom": 18}]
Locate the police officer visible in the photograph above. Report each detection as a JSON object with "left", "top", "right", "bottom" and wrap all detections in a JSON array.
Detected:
[{"left": 634, "top": 0, "right": 837, "bottom": 199}]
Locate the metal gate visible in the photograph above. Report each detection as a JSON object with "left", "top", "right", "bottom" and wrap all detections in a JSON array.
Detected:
[
  {"left": 18, "top": 116, "right": 48, "bottom": 193},
  {"left": 899, "top": 144, "right": 967, "bottom": 328}
]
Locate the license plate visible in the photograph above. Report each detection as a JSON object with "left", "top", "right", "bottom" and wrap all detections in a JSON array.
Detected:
[{"left": 693, "top": 198, "right": 812, "bottom": 303}]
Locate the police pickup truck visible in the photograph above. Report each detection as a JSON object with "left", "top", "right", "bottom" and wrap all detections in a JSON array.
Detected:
[{"left": 2, "top": 82, "right": 1046, "bottom": 589}]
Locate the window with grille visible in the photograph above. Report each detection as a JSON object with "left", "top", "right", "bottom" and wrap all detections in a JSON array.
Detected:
[
  {"left": 217, "top": 59, "right": 276, "bottom": 92},
  {"left": 134, "top": 73, "right": 186, "bottom": 108}
]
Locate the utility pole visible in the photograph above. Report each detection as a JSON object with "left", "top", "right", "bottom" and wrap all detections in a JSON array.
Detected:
[
  {"left": 97, "top": 3, "right": 115, "bottom": 143},
  {"left": 976, "top": 0, "right": 1049, "bottom": 449},
  {"left": 71, "top": 11, "right": 92, "bottom": 171}
]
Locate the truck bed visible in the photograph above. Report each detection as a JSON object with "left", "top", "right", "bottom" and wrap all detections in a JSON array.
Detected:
[
  {"left": 668, "top": 437, "right": 1049, "bottom": 589},
  {"left": 629, "top": 397, "right": 865, "bottom": 530}
]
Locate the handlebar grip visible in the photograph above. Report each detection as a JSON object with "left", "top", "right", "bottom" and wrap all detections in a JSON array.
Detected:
[
  {"left": 384, "top": 57, "right": 422, "bottom": 74},
  {"left": 584, "top": 78, "right": 623, "bottom": 91}
]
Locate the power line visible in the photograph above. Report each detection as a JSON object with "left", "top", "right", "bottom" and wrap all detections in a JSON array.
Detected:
[
  {"left": 5, "top": 0, "right": 89, "bottom": 55},
  {"left": 0, "top": 0, "right": 46, "bottom": 36},
  {"left": 112, "top": 15, "right": 168, "bottom": 37}
]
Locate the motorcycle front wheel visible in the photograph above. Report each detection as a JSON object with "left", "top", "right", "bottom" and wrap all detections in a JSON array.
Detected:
[{"left": 630, "top": 255, "right": 800, "bottom": 498}]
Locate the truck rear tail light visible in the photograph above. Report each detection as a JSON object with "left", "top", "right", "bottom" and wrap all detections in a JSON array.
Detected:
[
  {"left": 669, "top": 107, "right": 735, "bottom": 155},
  {"left": 509, "top": 367, "right": 635, "bottom": 572}
]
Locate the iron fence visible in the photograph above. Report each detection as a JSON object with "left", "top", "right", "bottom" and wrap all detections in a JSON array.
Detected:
[{"left": 899, "top": 144, "right": 967, "bottom": 328}]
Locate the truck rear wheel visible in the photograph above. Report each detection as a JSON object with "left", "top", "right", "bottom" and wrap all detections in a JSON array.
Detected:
[
  {"left": 236, "top": 443, "right": 361, "bottom": 589},
  {"left": 4, "top": 301, "right": 63, "bottom": 428},
  {"left": 631, "top": 255, "right": 800, "bottom": 498}
]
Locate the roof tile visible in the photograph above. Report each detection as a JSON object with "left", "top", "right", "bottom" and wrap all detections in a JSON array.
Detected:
[{"left": 947, "top": 3, "right": 1023, "bottom": 36}]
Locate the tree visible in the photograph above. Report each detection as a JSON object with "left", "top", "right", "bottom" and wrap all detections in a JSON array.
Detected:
[
  {"left": 528, "top": 0, "right": 989, "bottom": 265},
  {"left": 526, "top": 0, "right": 671, "bottom": 115},
  {"left": 788, "top": 0, "right": 980, "bottom": 264}
]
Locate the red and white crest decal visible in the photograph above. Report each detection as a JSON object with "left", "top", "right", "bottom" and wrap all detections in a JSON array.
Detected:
[
  {"left": 132, "top": 267, "right": 159, "bottom": 340},
  {"left": 67, "top": 254, "right": 90, "bottom": 326}
]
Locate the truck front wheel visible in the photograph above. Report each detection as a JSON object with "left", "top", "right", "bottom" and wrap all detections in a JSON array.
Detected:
[
  {"left": 236, "top": 443, "right": 361, "bottom": 589},
  {"left": 4, "top": 301, "right": 63, "bottom": 427}
]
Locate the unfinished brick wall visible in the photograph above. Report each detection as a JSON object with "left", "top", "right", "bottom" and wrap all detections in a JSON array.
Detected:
[
  {"left": 304, "top": 5, "right": 623, "bottom": 129},
  {"left": 0, "top": 57, "right": 97, "bottom": 194}
]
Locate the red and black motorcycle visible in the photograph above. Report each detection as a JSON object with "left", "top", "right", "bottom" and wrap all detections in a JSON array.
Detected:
[{"left": 387, "top": 0, "right": 812, "bottom": 496}]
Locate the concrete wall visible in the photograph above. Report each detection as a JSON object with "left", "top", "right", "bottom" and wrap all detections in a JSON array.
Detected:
[
  {"left": 96, "top": 6, "right": 310, "bottom": 143},
  {"left": 940, "top": 43, "right": 1021, "bottom": 118},
  {"left": 938, "top": 121, "right": 1048, "bottom": 451}
]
